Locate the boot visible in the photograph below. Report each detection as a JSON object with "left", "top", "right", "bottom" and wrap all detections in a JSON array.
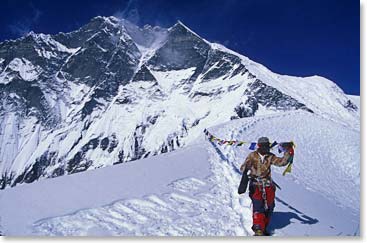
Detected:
[{"left": 254, "top": 229, "right": 264, "bottom": 236}]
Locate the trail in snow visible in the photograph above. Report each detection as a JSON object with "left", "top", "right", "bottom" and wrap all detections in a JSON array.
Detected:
[
  {"left": 0, "top": 111, "right": 359, "bottom": 236},
  {"left": 206, "top": 110, "right": 359, "bottom": 236},
  {"left": 31, "top": 138, "right": 250, "bottom": 236}
]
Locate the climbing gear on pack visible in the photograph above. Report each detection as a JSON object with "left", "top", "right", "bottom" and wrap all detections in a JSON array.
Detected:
[
  {"left": 250, "top": 177, "right": 272, "bottom": 187},
  {"left": 238, "top": 168, "right": 250, "bottom": 194},
  {"left": 250, "top": 177, "right": 272, "bottom": 210},
  {"left": 260, "top": 180, "right": 269, "bottom": 210}
]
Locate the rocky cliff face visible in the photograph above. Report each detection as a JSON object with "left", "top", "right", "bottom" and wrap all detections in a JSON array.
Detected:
[{"left": 0, "top": 16, "right": 359, "bottom": 189}]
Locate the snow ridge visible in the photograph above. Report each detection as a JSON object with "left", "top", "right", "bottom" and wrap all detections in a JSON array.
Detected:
[
  {"left": 0, "top": 111, "right": 358, "bottom": 236},
  {"left": 0, "top": 16, "right": 359, "bottom": 194}
]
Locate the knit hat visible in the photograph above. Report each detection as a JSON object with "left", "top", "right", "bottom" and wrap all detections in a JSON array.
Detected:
[{"left": 257, "top": 137, "right": 270, "bottom": 144}]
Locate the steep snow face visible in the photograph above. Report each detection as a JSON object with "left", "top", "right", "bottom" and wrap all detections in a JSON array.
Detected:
[
  {"left": 0, "top": 16, "right": 359, "bottom": 189},
  {"left": 0, "top": 111, "right": 359, "bottom": 236},
  {"left": 0, "top": 58, "right": 43, "bottom": 84},
  {"left": 30, "top": 32, "right": 79, "bottom": 59},
  {"left": 210, "top": 43, "right": 360, "bottom": 130},
  {"left": 150, "top": 67, "right": 196, "bottom": 93}
]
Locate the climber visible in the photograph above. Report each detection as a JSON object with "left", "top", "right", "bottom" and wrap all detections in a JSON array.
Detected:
[{"left": 240, "top": 137, "right": 294, "bottom": 236}]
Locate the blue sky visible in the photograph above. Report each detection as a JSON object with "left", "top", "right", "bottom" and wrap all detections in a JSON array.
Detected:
[{"left": 0, "top": 0, "right": 360, "bottom": 95}]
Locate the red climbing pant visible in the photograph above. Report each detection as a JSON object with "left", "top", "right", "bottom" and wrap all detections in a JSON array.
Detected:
[{"left": 249, "top": 182, "right": 276, "bottom": 232}]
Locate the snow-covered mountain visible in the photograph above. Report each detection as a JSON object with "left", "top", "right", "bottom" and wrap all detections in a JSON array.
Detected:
[
  {"left": 0, "top": 111, "right": 359, "bottom": 236},
  {"left": 0, "top": 16, "right": 359, "bottom": 190}
]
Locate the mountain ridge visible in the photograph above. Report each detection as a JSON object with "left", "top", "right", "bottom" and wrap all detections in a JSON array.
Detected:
[{"left": 0, "top": 16, "right": 359, "bottom": 189}]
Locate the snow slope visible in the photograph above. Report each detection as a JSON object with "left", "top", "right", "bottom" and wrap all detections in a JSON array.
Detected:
[
  {"left": 0, "top": 17, "right": 359, "bottom": 190},
  {"left": 0, "top": 110, "right": 359, "bottom": 236},
  {"left": 347, "top": 95, "right": 360, "bottom": 110}
]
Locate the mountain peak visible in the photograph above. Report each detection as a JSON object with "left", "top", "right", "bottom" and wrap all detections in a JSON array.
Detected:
[
  {"left": 174, "top": 20, "right": 188, "bottom": 28},
  {"left": 90, "top": 15, "right": 119, "bottom": 23},
  {"left": 85, "top": 15, "right": 121, "bottom": 32},
  {"left": 169, "top": 20, "right": 202, "bottom": 39},
  {"left": 0, "top": 13, "right": 358, "bottom": 195}
]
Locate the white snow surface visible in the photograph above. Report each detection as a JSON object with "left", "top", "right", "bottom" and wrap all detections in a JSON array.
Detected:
[
  {"left": 210, "top": 43, "right": 359, "bottom": 130},
  {"left": 0, "top": 58, "right": 42, "bottom": 84},
  {"left": 0, "top": 19, "right": 360, "bottom": 237},
  {"left": 0, "top": 111, "right": 359, "bottom": 236},
  {"left": 151, "top": 67, "right": 196, "bottom": 93},
  {"left": 31, "top": 32, "right": 80, "bottom": 59},
  {"left": 0, "top": 19, "right": 360, "bottom": 189},
  {"left": 347, "top": 95, "right": 360, "bottom": 110}
]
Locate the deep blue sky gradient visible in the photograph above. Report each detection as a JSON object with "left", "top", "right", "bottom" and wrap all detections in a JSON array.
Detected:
[{"left": 0, "top": 0, "right": 360, "bottom": 94}]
